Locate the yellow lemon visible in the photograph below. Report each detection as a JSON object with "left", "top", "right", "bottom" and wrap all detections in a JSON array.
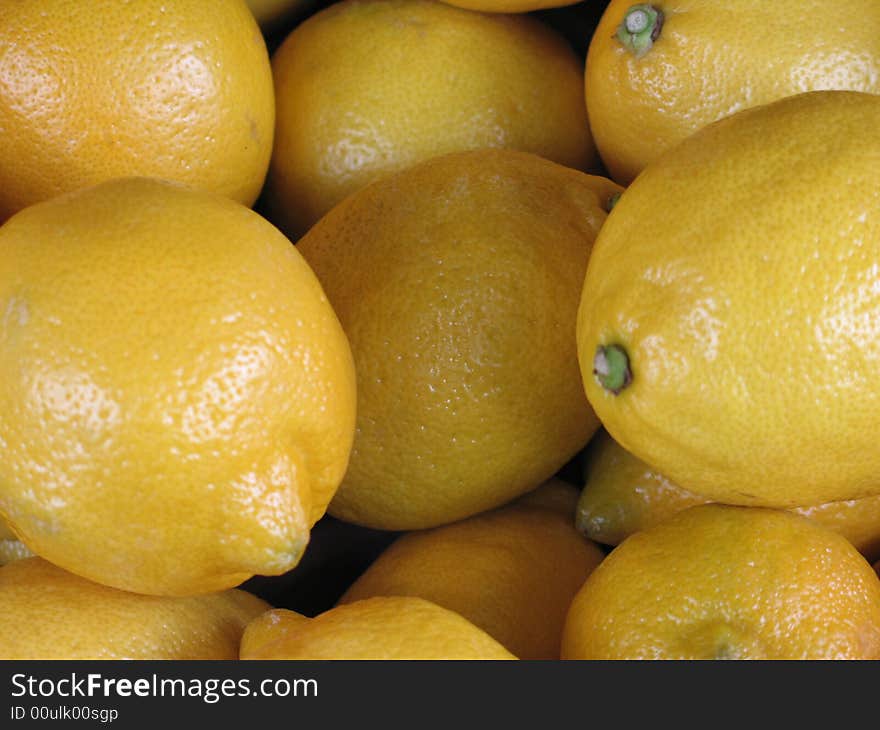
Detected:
[
  {"left": 577, "top": 429, "right": 708, "bottom": 546},
  {"left": 440, "top": 0, "right": 582, "bottom": 11},
  {"left": 577, "top": 90, "right": 880, "bottom": 508},
  {"left": 562, "top": 504, "right": 880, "bottom": 659},
  {"left": 0, "top": 177, "right": 356, "bottom": 596},
  {"left": 265, "top": 0, "right": 596, "bottom": 237},
  {"left": 0, "top": 0, "right": 275, "bottom": 222},
  {"left": 578, "top": 430, "right": 880, "bottom": 561},
  {"left": 586, "top": 0, "right": 880, "bottom": 184},
  {"left": 0, "top": 558, "right": 269, "bottom": 659},
  {"left": 240, "top": 598, "right": 517, "bottom": 659},
  {"left": 297, "top": 149, "right": 621, "bottom": 530},
  {"left": 339, "top": 480, "right": 605, "bottom": 659}
]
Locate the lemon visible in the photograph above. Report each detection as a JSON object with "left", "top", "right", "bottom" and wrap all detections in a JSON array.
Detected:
[
  {"left": 579, "top": 430, "right": 880, "bottom": 561},
  {"left": 440, "top": 0, "right": 582, "bottom": 11},
  {"left": 0, "top": 0, "right": 274, "bottom": 222},
  {"left": 297, "top": 149, "right": 621, "bottom": 530},
  {"left": 0, "top": 177, "right": 356, "bottom": 596},
  {"left": 339, "top": 480, "right": 605, "bottom": 659},
  {"left": 0, "top": 558, "right": 269, "bottom": 659},
  {"left": 265, "top": 0, "right": 596, "bottom": 237},
  {"left": 577, "top": 90, "right": 880, "bottom": 508},
  {"left": 586, "top": 0, "right": 880, "bottom": 184},
  {"left": 562, "top": 504, "right": 880, "bottom": 659},
  {"left": 577, "top": 429, "right": 707, "bottom": 546},
  {"left": 240, "top": 597, "right": 517, "bottom": 660}
]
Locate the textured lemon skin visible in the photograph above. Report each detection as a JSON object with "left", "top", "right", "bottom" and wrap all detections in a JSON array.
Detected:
[
  {"left": 265, "top": 0, "right": 596, "bottom": 238},
  {"left": 562, "top": 505, "right": 880, "bottom": 660},
  {"left": 578, "top": 430, "right": 707, "bottom": 546},
  {"left": 579, "top": 430, "right": 880, "bottom": 561},
  {"left": 0, "top": 178, "right": 356, "bottom": 596},
  {"left": 577, "top": 91, "right": 880, "bottom": 509},
  {"left": 587, "top": 0, "right": 880, "bottom": 184},
  {"left": 339, "top": 480, "right": 604, "bottom": 660},
  {"left": 440, "top": 0, "right": 581, "bottom": 11},
  {"left": 298, "top": 149, "right": 621, "bottom": 530},
  {"left": 240, "top": 598, "right": 517, "bottom": 660},
  {"left": 0, "top": 558, "right": 270, "bottom": 660},
  {"left": 0, "top": 0, "right": 274, "bottom": 221}
]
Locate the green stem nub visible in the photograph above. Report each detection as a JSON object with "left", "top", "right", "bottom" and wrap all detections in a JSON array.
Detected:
[
  {"left": 616, "top": 4, "right": 664, "bottom": 58},
  {"left": 593, "top": 344, "right": 632, "bottom": 395}
]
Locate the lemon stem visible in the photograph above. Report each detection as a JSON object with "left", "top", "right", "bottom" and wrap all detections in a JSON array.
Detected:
[
  {"left": 593, "top": 345, "right": 632, "bottom": 395},
  {"left": 616, "top": 4, "right": 664, "bottom": 58}
]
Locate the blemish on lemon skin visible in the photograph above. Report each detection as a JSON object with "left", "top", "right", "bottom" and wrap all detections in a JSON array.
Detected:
[{"left": 675, "top": 617, "right": 756, "bottom": 660}]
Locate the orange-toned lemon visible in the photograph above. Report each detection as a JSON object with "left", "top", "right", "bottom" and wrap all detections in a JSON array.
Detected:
[
  {"left": 562, "top": 505, "right": 880, "bottom": 659},
  {"left": 240, "top": 598, "right": 518, "bottom": 660},
  {"left": 339, "top": 480, "right": 605, "bottom": 659},
  {"left": 297, "top": 149, "right": 621, "bottom": 530},
  {"left": 265, "top": 0, "right": 595, "bottom": 237},
  {"left": 0, "top": 558, "right": 269, "bottom": 659},
  {"left": 0, "top": 0, "right": 274, "bottom": 221}
]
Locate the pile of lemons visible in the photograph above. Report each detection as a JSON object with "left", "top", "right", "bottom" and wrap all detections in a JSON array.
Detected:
[{"left": 1, "top": 0, "right": 880, "bottom": 661}]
